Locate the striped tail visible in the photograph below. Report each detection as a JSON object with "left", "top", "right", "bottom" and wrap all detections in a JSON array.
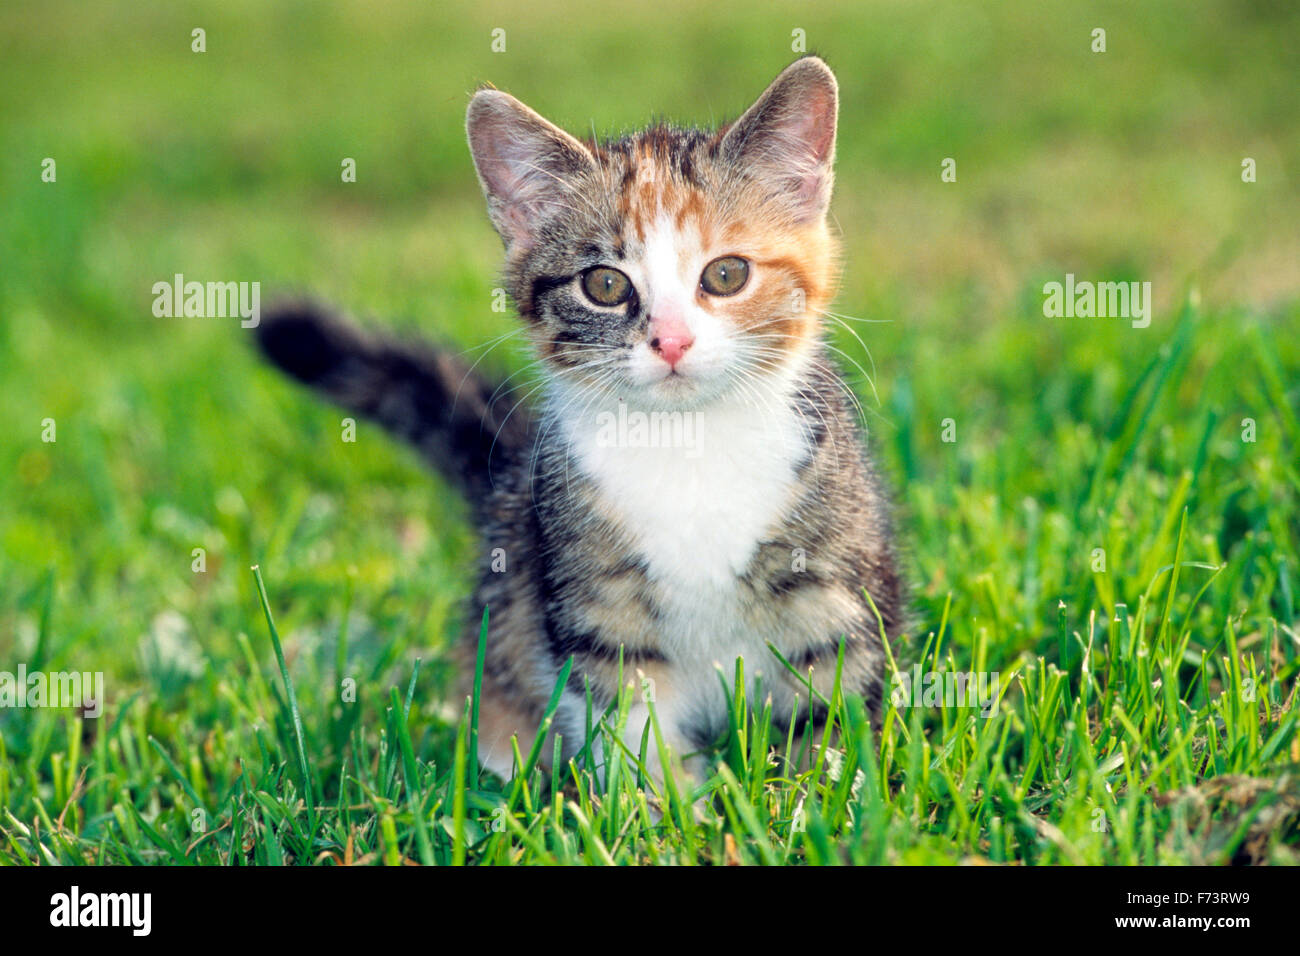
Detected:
[{"left": 255, "top": 302, "right": 531, "bottom": 501}]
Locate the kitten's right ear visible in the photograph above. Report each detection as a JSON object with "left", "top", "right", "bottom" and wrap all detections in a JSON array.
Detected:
[{"left": 466, "top": 89, "right": 596, "bottom": 250}]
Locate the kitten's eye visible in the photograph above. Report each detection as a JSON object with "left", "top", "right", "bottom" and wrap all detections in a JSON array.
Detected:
[
  {"left": 581, "top": 267, "right": 633, "bottom": 307},
  {"left": 699, "top": 256, "right": 750, "bottom": 296}
]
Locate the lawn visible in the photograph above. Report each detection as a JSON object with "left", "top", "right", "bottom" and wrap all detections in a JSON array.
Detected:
[{"left": 1, "top": 0, "right": 1297, "bottom": 865}]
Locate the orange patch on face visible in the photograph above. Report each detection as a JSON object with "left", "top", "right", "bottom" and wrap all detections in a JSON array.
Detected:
[
  {"left": 673, "top": 188, "right": 705, "bottom": 231},
  {"left": 697, "top": 213, "right": 837, "bottom": 364},
  {"left": 624, "top": 147, "right": 672, "bottom": 243},
  {"left": 726, "top": 279, "right": 806, "bottom": 350}
]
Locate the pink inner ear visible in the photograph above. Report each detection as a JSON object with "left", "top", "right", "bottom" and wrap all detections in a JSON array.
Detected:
[
  {"left": 785, "top": 95, "right": 835, "bottom": 207},
  {"left": 764, "top": 90, "right": 835, "bottom": 214},
  {"left": 794, "top": 87, "right": 837, "bottom": 165},
  {"left": 476, "top": 122, "right": 539, "bottom": 207},
  {"left": 472, "top": 123, "right": 543, "bottom": 246}
]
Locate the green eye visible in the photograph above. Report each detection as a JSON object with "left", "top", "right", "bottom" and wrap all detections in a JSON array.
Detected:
[
  {"left": 700, "top": 256, "right": 750, "bottom": 296},
  {"left": 581, "top": 267, "right": 633, "bottom": 307}
]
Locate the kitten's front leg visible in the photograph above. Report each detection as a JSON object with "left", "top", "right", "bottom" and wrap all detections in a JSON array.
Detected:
[
  {"left": 577, "top": 678, "right": 703, "bottom": 794},
  {"left": 620, "top": 702, "right": 687, "bottom": 784}
]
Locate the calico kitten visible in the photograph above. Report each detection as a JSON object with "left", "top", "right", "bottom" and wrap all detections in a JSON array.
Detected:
[{"left": 258, "top": 56, "right": 906, "bottom": 779}]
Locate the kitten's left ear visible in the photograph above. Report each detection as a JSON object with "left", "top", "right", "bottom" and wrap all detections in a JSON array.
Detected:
[{"left": 719, "top": 56, "right": 838, "bottom": 223}]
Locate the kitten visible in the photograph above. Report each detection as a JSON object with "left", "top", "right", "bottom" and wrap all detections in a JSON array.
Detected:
[{"left": 258, "top": 56, "right": 906, "bottom": 779}]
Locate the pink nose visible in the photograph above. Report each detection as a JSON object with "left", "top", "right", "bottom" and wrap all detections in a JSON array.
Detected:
[{"left": 649, "top": 316, "right": 695, "bottom": 369}]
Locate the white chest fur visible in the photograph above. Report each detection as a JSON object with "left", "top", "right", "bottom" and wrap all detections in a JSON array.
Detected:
[{"left": 549, "top": 379, "right": 812, "bottom": 655}]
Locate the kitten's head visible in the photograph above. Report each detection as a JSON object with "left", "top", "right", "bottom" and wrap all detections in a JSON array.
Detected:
[{"left": 467, "top": 57, "right": 839, "bottom": 409}]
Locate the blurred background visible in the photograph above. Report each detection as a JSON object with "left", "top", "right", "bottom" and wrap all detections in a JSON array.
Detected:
[{"left": 0, "top": 0, "right": 1296, "bottom": 751}]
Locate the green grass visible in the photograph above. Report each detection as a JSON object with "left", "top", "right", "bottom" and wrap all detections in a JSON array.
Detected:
[{"left": 1, "top": 0, "right": 1298, "bottom": 865}]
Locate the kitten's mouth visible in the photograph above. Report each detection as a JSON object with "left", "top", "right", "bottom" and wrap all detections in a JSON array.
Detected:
[
  {"left": 654, "top": 367, "right": 695, "bottom": 390},
  {"left": 613, "top": 350, "right": 736, "bottom": 408},
  {"left": 645, "top": 366, "right": 732, "bottom": 409}
]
